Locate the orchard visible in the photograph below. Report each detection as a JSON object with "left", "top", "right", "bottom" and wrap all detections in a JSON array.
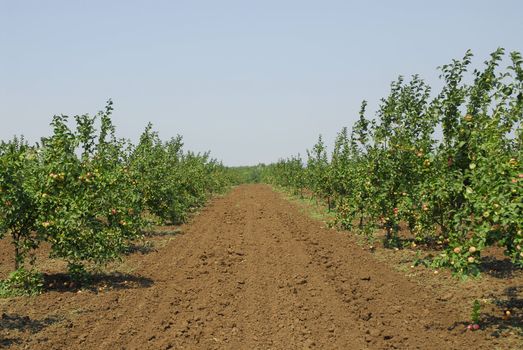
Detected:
[
  {"left": 0, "top": 50, "right": 521, "bottom": 290},
  {"left": 264, "top": 49, "right": 522, "bottom": 276},
  {"left": 0, "top": 101, "right": 232, "bottom": 294}
]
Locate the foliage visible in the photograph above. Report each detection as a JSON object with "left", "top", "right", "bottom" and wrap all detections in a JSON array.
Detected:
[
  {"left": 264, "top": 49, "right": 523, "bottom": 276},
  {"left": 0, "top": 101, "right": 232, "bottom": 290},
  {"left": 130, "top": 125, "right": 229, "bottom": 224},
  {"left": 226, "top": 165, "right": 267, "bottom": 184},
  {"left": 471, "top": 299, "right": 482, "bottom": 324},
  {"left": 0, "top": 268, "right": 43, "bottom": 297},
  {"left": 35, "top": 102, "right": 145, "bottom": 278},
  {"left": 0, "top": 138, "right": 39, "bottom": 270}
]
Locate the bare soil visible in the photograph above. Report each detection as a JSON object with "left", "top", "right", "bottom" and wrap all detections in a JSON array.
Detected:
[{"left": 0, "top": 184, "right": 521, "bottom": 349}]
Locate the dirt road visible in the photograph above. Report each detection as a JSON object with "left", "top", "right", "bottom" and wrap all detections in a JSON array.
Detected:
[{"left": 1, "top": 185, "right": 501, "bottom": 349}]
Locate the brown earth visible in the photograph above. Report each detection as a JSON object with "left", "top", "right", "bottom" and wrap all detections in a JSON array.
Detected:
[{"left": 0, "top": 184, "right": 521, "bottom": 349}]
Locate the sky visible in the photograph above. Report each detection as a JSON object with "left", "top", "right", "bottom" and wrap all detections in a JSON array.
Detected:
[{"left": 1, "top": 0, "right": 522, "bottom": 166}]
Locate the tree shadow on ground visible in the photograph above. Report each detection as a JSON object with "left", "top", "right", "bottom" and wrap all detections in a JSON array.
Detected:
[
  {"left": 0, "top": 313, "right": 62, "bottom": 333},
  {"left": 479, "top": 256, "right": 523, "bottom": 279},
  {"left": 144, "top": 227, "right": 184, "bottom": 237},
  {"left": 123, "top": 242, "right": 157, "bottom": 255},
  {"left": 394, "top": 236, "right": 447, "bottom": 250},
  {"left": 0, "top": 313, "right": 62, "bottom": 347},
  {"left": 0, "top": 337, "right": 20, "bottom": 348},
  {"left": 482, "top": 286, "right": 523, "bottom": 337},
  {"left": 43, "top": 272, "right": 154, "bottom": 293},
  {"left": 448, "top": 286, "right": 523, "bottom": 336}
]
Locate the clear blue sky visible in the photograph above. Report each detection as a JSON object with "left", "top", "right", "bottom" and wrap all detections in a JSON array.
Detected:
[{"left": 1, "top": 0, "right": 522, "bottom": 165}]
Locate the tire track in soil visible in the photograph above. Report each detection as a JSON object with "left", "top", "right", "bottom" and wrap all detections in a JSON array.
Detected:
[{"left": 4, "top": 184, "right": 480, "bottom": 349}]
